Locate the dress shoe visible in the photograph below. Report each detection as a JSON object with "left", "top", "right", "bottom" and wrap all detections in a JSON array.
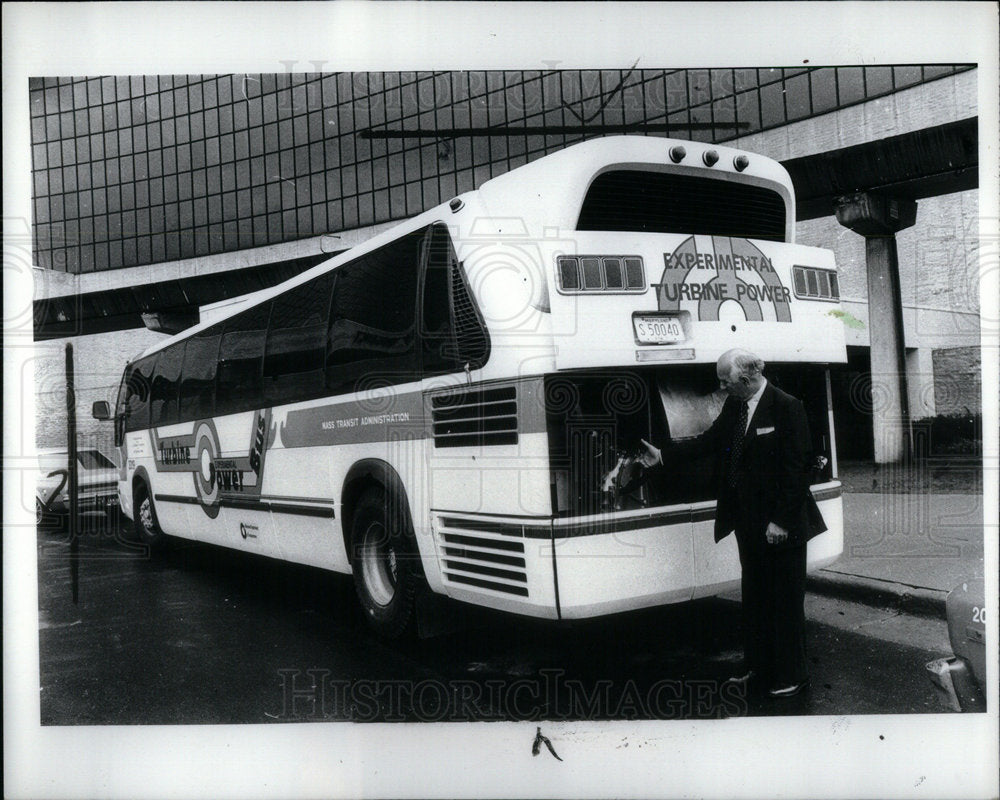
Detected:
[
  {"left": 724, "top": 671, "right": 764, "bottom": 695},
  {"left": 768, "top": 679, "right": 809, "bottom": 698}
]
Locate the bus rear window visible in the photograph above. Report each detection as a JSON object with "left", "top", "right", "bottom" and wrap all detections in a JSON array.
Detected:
[{"left": 577, "top": 170, "right": 787, "bottom": 243}]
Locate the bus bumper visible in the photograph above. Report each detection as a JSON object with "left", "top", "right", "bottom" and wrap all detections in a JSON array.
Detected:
[
  {"left": 552, "top": 520, "right": 697, "bottom": 619},
  {"left": 431, "top": 486, "right": 843, "bottom": 621}
]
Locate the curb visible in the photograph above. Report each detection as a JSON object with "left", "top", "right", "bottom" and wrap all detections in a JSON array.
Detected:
[{"left": 807, "top": 570, "right": 948, "bottom": 619}]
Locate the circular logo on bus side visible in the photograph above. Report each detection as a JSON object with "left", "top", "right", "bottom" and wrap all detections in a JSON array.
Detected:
[{"left": 193, "top": 421, "right": 221, "bottom": 518}]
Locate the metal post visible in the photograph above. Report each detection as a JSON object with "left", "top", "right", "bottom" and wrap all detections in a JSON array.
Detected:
[
  {"left": 825, "top": 368, "right": 839, "bottom": 479},
  {"left": 66, "top": 343, "right": 79, "bottom": 604}
]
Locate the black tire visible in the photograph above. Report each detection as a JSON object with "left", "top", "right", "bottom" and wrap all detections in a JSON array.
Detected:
[
  {"left": 132, "top": 482, "right": 169, "bottom": 550},
  {"left": 36, "top": 499, "right": 66, "bottom": 533},
  {"left": 351, "top": 487, "right": 419, "bottom": 639}
]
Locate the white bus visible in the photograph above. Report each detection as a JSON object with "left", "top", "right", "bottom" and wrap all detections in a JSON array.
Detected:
[{"left": 95, "top": 136, "right": 847, "bottom": 638}]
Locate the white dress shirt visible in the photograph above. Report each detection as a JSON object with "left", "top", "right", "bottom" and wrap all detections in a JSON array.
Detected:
[{"left": 743, "top": 378, "right": 768, "bottom": 434}]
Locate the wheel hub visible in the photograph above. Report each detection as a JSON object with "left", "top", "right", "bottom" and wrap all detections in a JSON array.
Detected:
[
  {"left": 139, "top": 498, "right": 153, "bottom": 532},
  {"left": 361, "top": 522, "right": 398, "bottom": 607}
]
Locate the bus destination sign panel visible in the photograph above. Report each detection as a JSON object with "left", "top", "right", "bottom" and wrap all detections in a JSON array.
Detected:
[{"left": 633, "top": 314, "right": 685, "bottom": 345}]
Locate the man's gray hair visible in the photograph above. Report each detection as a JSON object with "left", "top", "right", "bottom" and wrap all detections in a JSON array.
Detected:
[{"left": 726, "top": 348, "right": 765, "bottom": 377}]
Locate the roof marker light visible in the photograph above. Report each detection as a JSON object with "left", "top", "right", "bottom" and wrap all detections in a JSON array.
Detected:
[
  {"left": 733, "top": 155, "right": 750, "bottom": 172},
  {"left": 449, "top": 198, "right": 464, "bottom": 213},
  {"left": 669, "top": 145, "right": 687, "bottom": 163},
  {"left": 702, "top": 150, "right": 719, "bottom": 167}
]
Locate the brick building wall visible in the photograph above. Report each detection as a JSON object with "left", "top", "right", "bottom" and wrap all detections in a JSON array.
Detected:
[
  {"left": 796, "top": 190, "right": 981, "bottom": 316},
  {"left": 932, "top": 346, "right": 982, "bottom": 415},
  {"left": 33, "top": 328, "right": 166, "bottom": 454}
]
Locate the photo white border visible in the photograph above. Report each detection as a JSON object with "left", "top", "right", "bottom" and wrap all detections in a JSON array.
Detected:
[{"left": 4, "top": 2, "right": 998, "bottom": 798}]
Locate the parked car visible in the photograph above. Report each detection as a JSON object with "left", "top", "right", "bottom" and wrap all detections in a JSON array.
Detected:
[
  {"left": 36, "top": 447, "right": 119, "bottom": 529},
  {"left": 926, "top": 577, "right": 986, "bottom": 712}
]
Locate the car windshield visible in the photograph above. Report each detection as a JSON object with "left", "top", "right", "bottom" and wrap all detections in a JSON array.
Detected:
[{"left": 77, "top": 449, "right": 116, "bottom": 469}]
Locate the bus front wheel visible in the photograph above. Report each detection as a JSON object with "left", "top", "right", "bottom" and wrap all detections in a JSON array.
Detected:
[
  {"left": 351, "top": 487, "right": 417, "bottom": 639},
  {"left": 133, "top": 483, "right": 168, "bottom": 550}
]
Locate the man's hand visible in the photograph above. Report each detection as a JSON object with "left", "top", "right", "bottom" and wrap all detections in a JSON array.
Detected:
[
  {"left": 765, "top": 521, "right": 789, "bottom": 545},
  {"left": 638, "top": 439, "right": 662, "bottom": 468}
]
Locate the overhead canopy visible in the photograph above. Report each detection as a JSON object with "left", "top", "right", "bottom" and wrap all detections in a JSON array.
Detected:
[
  {"left": 33, "top": 252, "right": 334, "bottom": 341},
  {"left": 785, "top": 117, "right": 978, "bottom": 221}
]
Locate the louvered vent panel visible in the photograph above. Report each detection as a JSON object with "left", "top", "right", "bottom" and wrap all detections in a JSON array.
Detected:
[
  {"left": 437, "top": 518, "right": 528, "bottom": 597},
  {"left": 432, "top": 385, "right": 518, "bottom": 448},
  {"left": 577, "top": 170, "right": 787, "bottom": 243},
  {"left": 451, "top": 262, "right": 490, "bottom": 367}
]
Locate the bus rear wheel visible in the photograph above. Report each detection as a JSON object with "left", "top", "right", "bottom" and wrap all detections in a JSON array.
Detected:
[
  {"left": 133, "top": 483, "right": 168, "bottom": 550},
  {"left": 351, "top": 487, "right": 417, "bottom": 639}
]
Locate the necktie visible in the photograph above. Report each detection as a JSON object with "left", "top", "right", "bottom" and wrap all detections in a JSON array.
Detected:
[{"left": 727, "top": 400, "right": 749, "bottom": 488}]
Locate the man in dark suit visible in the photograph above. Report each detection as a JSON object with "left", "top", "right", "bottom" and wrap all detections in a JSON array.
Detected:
[{"left": 640, "top": 348, "right": 825, "bottom": 698}]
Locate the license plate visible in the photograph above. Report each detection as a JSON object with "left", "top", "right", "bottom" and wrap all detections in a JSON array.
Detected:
[{"left": 633, "top": 315, "right": 685, "bottom": 344}]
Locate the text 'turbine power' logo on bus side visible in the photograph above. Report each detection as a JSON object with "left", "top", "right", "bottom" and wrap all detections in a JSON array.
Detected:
[
  {"left": 150, "top": 408, "right": 275, "bottom": 518},
  {"left": 656, "top": 236, "right": 792, "bottom": 322}
]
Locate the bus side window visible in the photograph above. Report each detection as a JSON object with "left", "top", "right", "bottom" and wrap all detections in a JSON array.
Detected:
[
  {"left": 420, "top": 224, "right": 456, "bottom": 374},
  {"left": 122, "top": 356, "right": 156, "bottom": 436},
  {"left": 114, "top": 370, "right": 130, "bottom": 447},
  {"left": 262, "top": 271, "right": 336, "bottom": 407},
  {"left": 326, "top": 231, "right": 421, "bottom": 396},
  {"left": 216, "top": 301, "right": 272, "bottom": 416},
  {"left": 179, "top": 327, "right": 222, "bottom": 421},
  {"left": 150, "top": 343, "right": 186, "bottom": 428}
]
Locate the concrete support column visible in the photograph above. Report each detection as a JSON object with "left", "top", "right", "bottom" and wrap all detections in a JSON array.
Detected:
[
  {"left": 835, "top": 193, "right": 917, "bottom": 463},
  {"left": 907, "top": 347, "right": 935, "bottom": 420}
]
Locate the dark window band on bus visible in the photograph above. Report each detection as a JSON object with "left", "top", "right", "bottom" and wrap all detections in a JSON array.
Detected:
[
  {"left": 179, "top": 329, "right": 222, "bottom": 420},
  {"left": 264, "top": 270, "right": 336, "bottom": 406},
  {"left": 150, "top": 342, "right": 186, "bottom": 427},
  {"left": 119, "top": 223, "right": 492, "bottom": 431},
  {"left": 577, "top": 170, "right": 787, "bottom": 243},
  {"left": 216, "top": 300, "right": 272, "bottom": 416},
  {"left": 325, "top": 228, "right": 422, "bottom": 396}
]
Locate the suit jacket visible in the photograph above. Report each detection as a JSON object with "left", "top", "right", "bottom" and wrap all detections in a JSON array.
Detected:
[{"left": 667, "top": 382, "right": 826, "bottom": 552}]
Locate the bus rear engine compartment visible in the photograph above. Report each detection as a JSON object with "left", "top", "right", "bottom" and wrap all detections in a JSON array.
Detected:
[{"left": 544, "top": 365, "right": 836, "bottom": 519}]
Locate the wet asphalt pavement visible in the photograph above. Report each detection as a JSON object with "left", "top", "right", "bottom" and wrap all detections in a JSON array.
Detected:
[{"left": 37, "top": 515, "right": 957, "bottom": 724}]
